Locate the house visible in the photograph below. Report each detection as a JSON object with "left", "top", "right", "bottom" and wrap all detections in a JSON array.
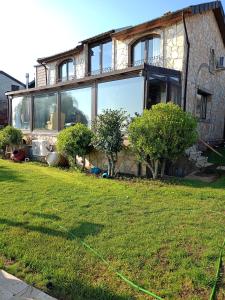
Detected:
[
  {"left": 6, "top": 1, "right": 225, "bottom": 175},
  {"left": 0, "top": 71, "right": 25, "bottom": 127}
]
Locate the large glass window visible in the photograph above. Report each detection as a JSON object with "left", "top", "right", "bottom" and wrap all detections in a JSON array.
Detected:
[
  {"left": 58, "top": 59, "right": 74, "bottom": 82},
  {"left": 34, "top": 93, "right": 57, "bottom": 130},
  {"left": 132, "top": 36, "right": 161, "bottom": 66},
  {"left": 97, "top": 77, "right": 144, "bottom": 117},
  {"left": 61, "top": 87, "right": 92, "bottom": 128},
  {"left": 89, "top": 41, "right": 112, "bottom": 75},
  {"left": 12, "top": 96, "right": 30, "bottom": 130}
]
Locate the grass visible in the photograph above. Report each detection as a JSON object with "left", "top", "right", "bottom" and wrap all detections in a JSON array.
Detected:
[{"left": 0, "top": 159, "right": 224, "bottom": 300}]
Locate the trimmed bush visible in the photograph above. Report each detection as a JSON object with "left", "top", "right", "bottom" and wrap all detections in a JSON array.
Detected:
[
  {"left": 128, "top": 103, "right": 198, "bottom": 179},
  {"left": 57, "top": 123, "right": 93, "bottom": 168},
  {"left": 0, "top": 126, "right": 23, "bottom": 153}
]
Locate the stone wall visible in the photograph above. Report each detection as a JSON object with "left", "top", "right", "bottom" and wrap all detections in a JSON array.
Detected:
[
  {"left": 185, "top": 11, "right": 225, "bottom": 142},
  {"left": 114, "top": 24, "right": 184, "bottom": 71},
  {"left": 36, "top": 65, "right": 46, "bottom": 87}
]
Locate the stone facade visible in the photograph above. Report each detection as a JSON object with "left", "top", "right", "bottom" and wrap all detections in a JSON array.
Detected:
[
  {"left": 9, "top": 4, "right": 225, "bottom": 175},
  {"left": 185, "top": 10, "right": 225, "bottom": 142}
]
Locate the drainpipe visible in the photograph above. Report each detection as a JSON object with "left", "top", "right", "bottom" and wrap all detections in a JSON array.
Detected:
[
  {"left": 182, "top": 11, "right": 190, "bottom": 112},
  {"left": 40, "top": 62, "right": 48, "bottom": 85}
]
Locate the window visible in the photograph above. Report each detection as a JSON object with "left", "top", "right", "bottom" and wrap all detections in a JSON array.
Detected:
[
  {"left": 196, "top": 91, "right": 209, "bottom": 120},
  {"left": 89, "top": 41, "right": 112, "bottom": 75},
  {"left": 131, "top": 36, "right": 161, "bottom": 66},
  {"left": 34, "top": 93, "right": 57, "bottom": 130},
  {"left": 97, "top": 77, "right": 144, "bottom": 117},
  {"left": 61, "top": 87, "right": 92, "bottom": 128},
  {"left": 58, "top": 59, "right": 74, "bottom": 82},
  {"left": 12, "top": 96, "right": 30, "bottom": 130},
  {"left": 11, "top": 85, "right": 19, "bottom": 91}
]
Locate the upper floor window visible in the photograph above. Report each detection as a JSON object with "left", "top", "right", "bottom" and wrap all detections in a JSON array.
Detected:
[
  {"left": 89, "top": 41, "right": 112, "bottom": 75},
  {"left": 131, "top": 36, "right": 161, "bottom": 66},
  {"left": 58, "top": 59, "right": 74, "bottom": 82}
]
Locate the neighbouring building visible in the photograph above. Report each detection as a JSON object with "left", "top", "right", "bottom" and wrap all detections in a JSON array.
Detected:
[
  {"left": 0, "top": 71, "right": 25, "bottom": 127},
  {"left": 6, "top": 1, "right": 225, "bottom": 175}
]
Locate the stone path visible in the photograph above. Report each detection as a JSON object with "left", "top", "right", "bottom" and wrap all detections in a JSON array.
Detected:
[{"left": 0, "top": 270, "right": 57, "bottom": 300}]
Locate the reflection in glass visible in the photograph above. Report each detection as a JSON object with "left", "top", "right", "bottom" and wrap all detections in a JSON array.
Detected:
[
  {"left": 90, "top": 41, "right": 112, "bottom": 74},
  {"left": 61, "top": 87, "right": 92, "bottom": 128},
  {"left": 102, "top": 41, "right": 112, "bottom": 71},
  {"left": 147, "top": 78, "right": 166, "bottom": 109},
  {"left": 97, "top": 77, "right": 144, "bottom": 116},
  {"left": 132, "top": 36, "right": 161, "bottom": 65},
  {"left": 12, "top": 96, "right": 30, "bottom": 130},
  {"left": 34, "top": 93, "right": 57, "bottom": 130},
  {"left": 90, "top": 45, "right": 100, "bottom": 74},
  {"left": 58, "top": 60, "right": 74, "bottom": 82}
]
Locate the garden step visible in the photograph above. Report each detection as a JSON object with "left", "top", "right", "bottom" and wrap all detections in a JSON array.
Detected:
[{"left": 0, "top": 270, "right": 56, "bottom": 300}]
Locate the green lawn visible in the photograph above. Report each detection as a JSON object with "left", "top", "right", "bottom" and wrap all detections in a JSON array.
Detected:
[{"left": 0, "top": 159, "right": 224, "bottom": 300}]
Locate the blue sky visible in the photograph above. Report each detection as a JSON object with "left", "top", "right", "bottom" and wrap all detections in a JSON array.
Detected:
[{"left": 1, "top": 0, "right": 225, "bottom": 82}]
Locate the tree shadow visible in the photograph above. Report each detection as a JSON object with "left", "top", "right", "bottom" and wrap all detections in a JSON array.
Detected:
[
  {"left": 51, "top": 279, "right": 135, "bottom": 300},
  {"left": 165, "top": 175, "right": 225, "bottom": 190},
  {"left": 0, "top": 217, "right": 134, "bottom": 299},
  {"left": 29, "top": 212, "right": 61, "bottom": 221},
  {"left": 0, "top": 217, "right": 104, "bottom": 241},
  {"left": 0, "top": 165, "right": 25, "bottom": 182}
]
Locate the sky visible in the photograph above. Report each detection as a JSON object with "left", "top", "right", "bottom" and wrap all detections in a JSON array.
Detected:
[{"left": 1, "top": 0, "right": 225, "bottom": 83}]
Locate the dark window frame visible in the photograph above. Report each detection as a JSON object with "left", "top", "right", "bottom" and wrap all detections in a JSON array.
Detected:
[
  {"left": 196, "top": 90, "right": 210, "bottom": 120},
  {"left": 130, "top": 35, "right": 161, "bottom": 67},
  {"left": 88, "top": 39, "right": 112, "bottom": 75},
  {"left": 58, "top": 59, "right": 74, "bottom": 82}
]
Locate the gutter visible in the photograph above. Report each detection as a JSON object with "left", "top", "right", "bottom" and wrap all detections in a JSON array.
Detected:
[{"left": 182, "top": 11, "right": 190, "bottom": 112}]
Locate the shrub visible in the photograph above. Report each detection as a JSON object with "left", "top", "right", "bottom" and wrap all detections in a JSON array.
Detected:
[
  {"left": 57, "top": 123, "right": 93, "bottom": 168},
  {"left": 128, "top": 103, "right": 198, "bottom": 179},
  {"left": 92, "top": 109, "right": 128, "bottom": 177},
  {"left": 0, "top": 126, "right": 23, "bottom": 152}
]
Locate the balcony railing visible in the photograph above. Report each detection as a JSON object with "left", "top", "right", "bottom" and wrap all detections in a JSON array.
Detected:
[{"left": 56, "top": 55, "right": 167, "bottom": 83}]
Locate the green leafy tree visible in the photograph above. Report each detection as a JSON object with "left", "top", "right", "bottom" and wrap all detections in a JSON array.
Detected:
[
  {"left": 128, "top": 103, "right": 198, "bottom": 179},
  {"left": 92, "top": 109, "right": 128, "bottom": 177},
  {"left": 57, "top": 123, "right": 93, "bottom": 168},
  {"left": 0, "top": 126, "right": 23, "bottom": 154}
]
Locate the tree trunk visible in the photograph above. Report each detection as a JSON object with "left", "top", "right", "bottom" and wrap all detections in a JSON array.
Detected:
[
  {"left": 107, "top": 157, "right": 112, "bottom": 177},
  {"left": 160, "top": 159, "right": 166, "bottom": 178},
  {"left": 153, "top": 159, "right": 159, "bottom": 179},
  {"left": 82, "top": 156, "right": 86, "bottom": 170}
]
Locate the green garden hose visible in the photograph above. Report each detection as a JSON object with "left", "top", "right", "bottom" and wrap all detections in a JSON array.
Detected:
[{"left": 209, "top": 238, "right": 225, "bottom": 300}]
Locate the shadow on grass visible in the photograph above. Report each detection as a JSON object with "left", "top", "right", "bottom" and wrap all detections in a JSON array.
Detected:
[
  {"left": 51, "top": 279, "right": 135, "bottom": 300},
  {"left": 29, "top": 212, "right": 61, "bottom": 221},
  {"left": 0, "top": 217, "right": 103, "bottom": 241},
  {"left": 0, "top": 217, "right": 133, "bottom": 299},
  {"left": 166, "top": 175, "right": 225, "bottom": 190},
  {"left": 0, "top": 165, "right": 25, "bottom": 182}
]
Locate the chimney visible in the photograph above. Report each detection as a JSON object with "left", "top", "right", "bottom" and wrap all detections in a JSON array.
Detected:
[{"left": 25, "top": 73, "right": 29, "bottom": 89}]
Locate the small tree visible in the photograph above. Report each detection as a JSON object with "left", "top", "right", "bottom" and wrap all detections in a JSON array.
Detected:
[
  {"left": 0, "top": 126, "right": 23, "bottom": 154},
  {"left": 92, "top": 109, "right": 128, "bottom": 177},
  {"left": 128, "top": 103, "right": 198, "bottom": 179},
  {"left": 57, "top": 123, "right": 93, "bottom": 168}
]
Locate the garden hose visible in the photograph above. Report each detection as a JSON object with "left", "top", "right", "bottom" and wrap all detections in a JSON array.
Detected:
[
  {"left": 58, "top": 224, "right": 163, "bottom": 300},
  {"left": 209, "top": 238, "right": 225, "bottom": 300},
  {"left": 53, "top": 207, "right": 224, "bottom": 300}
]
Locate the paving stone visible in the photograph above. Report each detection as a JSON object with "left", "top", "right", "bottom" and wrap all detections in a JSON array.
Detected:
[{"left": 0, "top": 270, "right": 57, "bottom": 300}]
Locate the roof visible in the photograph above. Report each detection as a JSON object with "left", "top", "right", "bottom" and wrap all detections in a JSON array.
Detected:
[
  {"left": 37, "top": 1, "right": 225, "bottom": 64},
  {"left": 0, "top": 70, "right": 25, "bottom": 87},
  {"left": 112, "top": 1, "right": 225, "bottom": 42}
]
